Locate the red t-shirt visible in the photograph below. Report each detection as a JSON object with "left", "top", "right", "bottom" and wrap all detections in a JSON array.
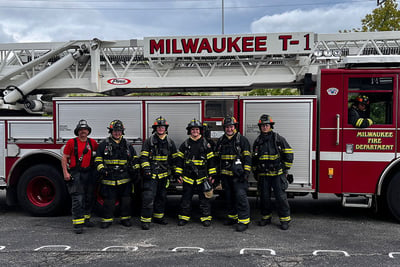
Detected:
[{"left": 63, "top": 138, "right": 98, "bottom": 168}]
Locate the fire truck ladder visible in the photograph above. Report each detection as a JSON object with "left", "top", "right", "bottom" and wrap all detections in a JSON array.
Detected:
[{"left": 1, "top": 32, "right": 400, "bottom": 112}]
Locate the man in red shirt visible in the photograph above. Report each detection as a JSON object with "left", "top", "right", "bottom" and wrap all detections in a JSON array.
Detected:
[{"left": 61, "top": 120, "right": 98, "bottom": 234}]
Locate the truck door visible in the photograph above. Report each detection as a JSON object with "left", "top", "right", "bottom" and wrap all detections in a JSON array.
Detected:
[{"left": 342, "top": 73, "right": 396, "bottom": 193}]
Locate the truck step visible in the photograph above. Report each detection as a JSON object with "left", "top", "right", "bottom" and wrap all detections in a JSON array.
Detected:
[
  {"left": 341, "top": 194, "right": 372, "bottom": 208},
  {"left": 0, "top": 177, "right": 6, "bottom": 189}
]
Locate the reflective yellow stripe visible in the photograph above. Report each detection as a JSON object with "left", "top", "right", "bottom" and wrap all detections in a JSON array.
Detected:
[
  {"left": 141, "top": 162, "right": 150, "bottom": 167},
  {"left": 262, "top": 214, "right": 272, "bottom": 220},
  {"left": 228, "top": 214, "right": 238, "bottom": 220},
  {"left": 176, "top": 151, "right": 184, "bottom": 158},
  {"left": 120, "top": 216, "right": 131, "bottom": 220},
  {"left": 94, "top": 157, "right": 103, "bottom": 162},
  {"left": 183, "top": 176, "right": 194, "bottom": 184},
  {"left": 282, "top": 148, "right": 293, "bottom": 153},
  {"left": 153, "top": 213, "right": 164, "bottom": 219},
  {"left": 280, "top": 216, "right": 291, "bottom": 222},
  {"left": 101, "top": 178, "right": 131, "bottom": 186},
  {"left": 140, "top": 151, "right": 149, "bottom": 156},
  {"left": 102, "top": 218, "right": 113, "bottom": 223},
  {"left": 242, "top": 150, "right": 251, "bottom": 156},
  {"left": 259, "top": 154, "right": 279, "bottom": 160},
  {"left": 221, "top": 155, "right": 236, "bottom": 160},
  {"left": 97, "top": 164, "right": 105, "bottom": 171},
  {"left": 259, "top": 169, "right": 284, "bottom": 176},
  {"left": 72, "top": 218, "right": 85, "bottom": 225},
  {"left": 172, "top": 152, "right": 179, "bottom": 158},
  {"left": 153, "top": 155, "right": 168, "bottom": 161},
  {"left": 175, "top": 167, "right": 183, "bottom": 174},
  {"left": 206, "top": 152, "right": 214, "bottom": 159},
  {"left": 244, "top": 165, "right": 251, "bottom": 171},
  {"left": 84, "top": 214, "right": 91, "bottom": 219},
  {"left": 152, "top": 172, "right": 170, "bottom": 179},
  {"left": 238, "top": 218, "right": 250, "bottom": 224},
  {"left": 208, "top": 168, "right": 217, "bottom": 175},
  {"left": 104, "top": 159, "right": 128, "bottom": 165},
  {"left": 141, "top": 217, "right": 151, "bottom": 223},
  {"left": 178, "top": 215, "right": 190, "bottom": 221},
  {"left": 200, "top": 216, "right": 212, "bottom": 222},
  {"left": 221, "top": 169, "right": 233, "bottom": 176}
]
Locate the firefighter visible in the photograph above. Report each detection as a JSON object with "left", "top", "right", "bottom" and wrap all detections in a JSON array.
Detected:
[
  {"left": 140, "top": 116, "right": 178, "bottom": 230},
  {"left": 61, "top": 119, "right": 98, "bottom": 234},
  {"left": 95, "top": 120, "right": 140, "bottom": 229},
  {"left": 175, "top": 119, "right": 217, "bottom": 227},
  {"left": 215, "top": 116, "right": 252, "bottom": 232},
  {"left": 252, "top": 114, "right": 294, "bottom": 230},
  {"left": 348, "top": 95, "right": 373, "bottom": 128}
]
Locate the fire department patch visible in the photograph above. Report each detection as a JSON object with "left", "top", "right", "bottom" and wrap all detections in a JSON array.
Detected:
[{"left": 327, "top": 87, "right": 339, "bottom": 95}]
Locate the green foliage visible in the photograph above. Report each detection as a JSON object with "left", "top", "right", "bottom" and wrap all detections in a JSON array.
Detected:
[
  {"left": 361, "top": 0, "right": 400, "bottom": 31},
  {"left": 246, "top": 88, "right": 300, "bottom": 96}
]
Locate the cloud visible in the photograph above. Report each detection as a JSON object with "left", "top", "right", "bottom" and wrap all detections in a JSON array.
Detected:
[{"left": 251, "top": 3, "right": 376, "bottom": 34}]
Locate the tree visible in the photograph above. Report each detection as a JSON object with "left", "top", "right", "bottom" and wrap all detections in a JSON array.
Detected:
[{"left": 361, "top": 0, "right": 400, "bottom": 31}]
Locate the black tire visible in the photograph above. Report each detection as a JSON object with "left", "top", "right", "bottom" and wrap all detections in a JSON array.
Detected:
[
  {"left": 17, "top": 164, "right": 68, "bottom": 216},
  {"left": 386, "top": 172, "right": 400, "bottom": 222}
]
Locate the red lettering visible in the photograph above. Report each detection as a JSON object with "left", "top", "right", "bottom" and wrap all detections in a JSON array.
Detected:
[
  {"left": 166, "top": 39, "right": 171, "bottom": 54},
  {"left": 149, "top": 39, "right": 164, "bottom": 55},
  {"left": 197, "top": 38, "right": 212, "bottom": 53},
  {"left": 227, "top": 37, "right": 241, "bottom": 52},
  {"left": 242, "top": 37, "right": 254, "bottom": 52},
  {"left": 255, "top": 36, "right": 267, "bottom": 52},
  {"left": 172, "top": 39, "right": 182, "bottom": 54},
  {"left": 213, "top": 37, "right": 226, "bottom": 53},
  {"left": 279, "top": 35, "right": 292, "bottom": 51},
  {"left": 181, "top": 38, "right": 199, "bottom": 53}
]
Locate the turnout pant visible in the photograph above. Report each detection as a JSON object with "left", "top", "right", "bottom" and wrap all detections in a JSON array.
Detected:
[
  {"left": 179, "top": 181, "right": 211, "bottom": 222},
  {"left": 101, "top": 182, "right": 132, "bottom": 222},
  {"left": 141, "top": 177, "right": 168, "bottom": 222},
  {"left": 67, "top": 169, "right": 96, "bottom": 226},
  {"left": 222, "top": 175, "right": 250, "bottom": 224},
  {"left": 258, "top": 174, "right": 290, "bottom": 221}
]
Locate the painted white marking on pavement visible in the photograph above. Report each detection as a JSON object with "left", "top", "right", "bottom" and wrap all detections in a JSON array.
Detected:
[
  {"left": 0, "top": 246, "right": 5, "bottom": 250},
  {"left": 389, "top": 252, "right": 400, "bottom": 258},
  {"left": 102, "top": 246, "right": 138, "bottom": 252},
  {"left": 312, "top": 250, "right": 350, "bottom": 257},
  {"left": 34, "top": 245, "right": 71, "bottom": 251},
  {"left": 172, "top": 247, "right": 205, "bottom": 253},
  {"left": 240, "top": 248, "right": 276, "bottom": 255}
]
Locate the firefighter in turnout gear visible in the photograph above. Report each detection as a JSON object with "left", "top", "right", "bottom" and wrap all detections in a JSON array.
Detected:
[
  {"left": 95, "top": 120, "right": 140, "bottom": 229},
  {"left": 348, "top": 95, "right": 373, "bottom": 128},
  {"left": 252, "top": 114, "right": 294, "bottom": 230},
  {"left": 140, "top": 116, "right": 178, "bottom": 230},
  {"left": 175, "top": 119, "right": 217, "bottom": 227},
  {"left": 215, "top": 116, "right": 252, "bottom": 232},
  {"left": 61, "top": 119, "right": 98, "bottom": 234}
]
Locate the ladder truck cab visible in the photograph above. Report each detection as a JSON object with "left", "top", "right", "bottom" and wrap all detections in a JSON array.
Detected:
[{"left": 1, "top": 31, "right": 400, "bottom": 221}]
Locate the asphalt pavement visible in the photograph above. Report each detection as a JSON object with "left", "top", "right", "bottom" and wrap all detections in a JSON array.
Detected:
[{"left": 1, "top": 190, "right": 400, "bottom": 266}]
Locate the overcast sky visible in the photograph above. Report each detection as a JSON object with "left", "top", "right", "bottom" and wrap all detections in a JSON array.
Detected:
[{"left": 0, "top": 0, "right": 378, "bottom": 43}]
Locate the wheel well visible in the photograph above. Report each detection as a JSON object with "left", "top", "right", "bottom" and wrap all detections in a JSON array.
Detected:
[
  {"left": 8, "top": 152, "right": 62, "bottom": 192},
  {"left": 378, "top": 162, "right": 400, "bottom": 198}
]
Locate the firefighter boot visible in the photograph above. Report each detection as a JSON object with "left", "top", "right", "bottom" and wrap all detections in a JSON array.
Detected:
[
  {"left": 100, "top": 222, "right": 112, "bottom": 229},
  {"left": 84, "top": 219, "right": 95, "bottom": 228},
  {"left": 153, "top": 218, "right": 168, "bottom": 225},
  {"left": 258, "top": 218, "right": 271, "bottom": 226},
  {"left": 73, "top": 224, "right": 83, "bottom": 234},
  {"left": 202, "top": 220, "right": 211, "bottom": 227},
  {"left": 280, "top": 221, "right": 289, "bottom": 230},
  {"left": 141, "top": 222, "right": 150, "bottom": 230},
  {"left": 223, "top": 218, "right": 236, "bottom": 226},
  {"left": 120, "top": 219, "right": 132, "bottom": 227},
  {"left": 236, "top": 223, "right": 248, "bottom": 232},
  {"left": 177, "top": 220, "right": 188, "bottom": 226}
]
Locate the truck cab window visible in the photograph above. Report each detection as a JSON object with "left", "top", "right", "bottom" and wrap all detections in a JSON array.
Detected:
[{"left": 347, "top": 77, "right": 393, "bottom": 126}]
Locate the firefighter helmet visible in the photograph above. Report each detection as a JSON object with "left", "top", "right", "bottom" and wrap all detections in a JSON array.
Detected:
[
  {"left": 222, "top": 116, "right": 238, "bottom": 127},
  {"left": 186, "top": 118, "right": 203, "bottom": 135},
  {"left": 355, "top": 95, "right": 370, "bottom": 106},
  {"left": 108, "top": 119, "right": 125, "bottom": 134},
  {"left": 152, "top": 116, "right": 169, "bottom": 133},
  {"left": 74, "top": 119, "right": 92, "bottom": 136},
  {"left": 258, "top": 114, "right": 275, "bottom": 129}
]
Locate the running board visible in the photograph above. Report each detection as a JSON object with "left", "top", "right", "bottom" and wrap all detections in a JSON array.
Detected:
[{"left": 341, "top": 194, "right": 373, "bottom": 208}]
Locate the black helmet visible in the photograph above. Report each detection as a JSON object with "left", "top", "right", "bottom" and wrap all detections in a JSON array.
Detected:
[
  {"left": 354, "top": 95, "right": 369, "bottom": 106},
  {"left": 222, "top": 116, "right": 238, "bottom": 127},
  {"left": 186, "top": 118, "right": 203, "bottom": 135},
  {"left": 108, "top": 119, "right": 125, "bottom": 134},
  {"left": 74, "top": 119, "right": 92, "bottom": 136},
  {"left": 152, "top": 116, "right": 169, "bottom": 133},
  {"left": 258, "top": 114, "right": 275, "bottom": 129}
]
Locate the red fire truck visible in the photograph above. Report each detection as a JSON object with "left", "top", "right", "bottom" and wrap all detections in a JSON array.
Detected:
[{"left": 1, "top": 32, "right": 400, "bottom": 221}]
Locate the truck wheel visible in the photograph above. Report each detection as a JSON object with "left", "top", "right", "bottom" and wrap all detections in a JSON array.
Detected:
[
  {"left": 386, "top": 172, "right": 400, "bottom": 221},
  {"left": 17, "top": 164, "right": 68, "bottom": 216}
]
